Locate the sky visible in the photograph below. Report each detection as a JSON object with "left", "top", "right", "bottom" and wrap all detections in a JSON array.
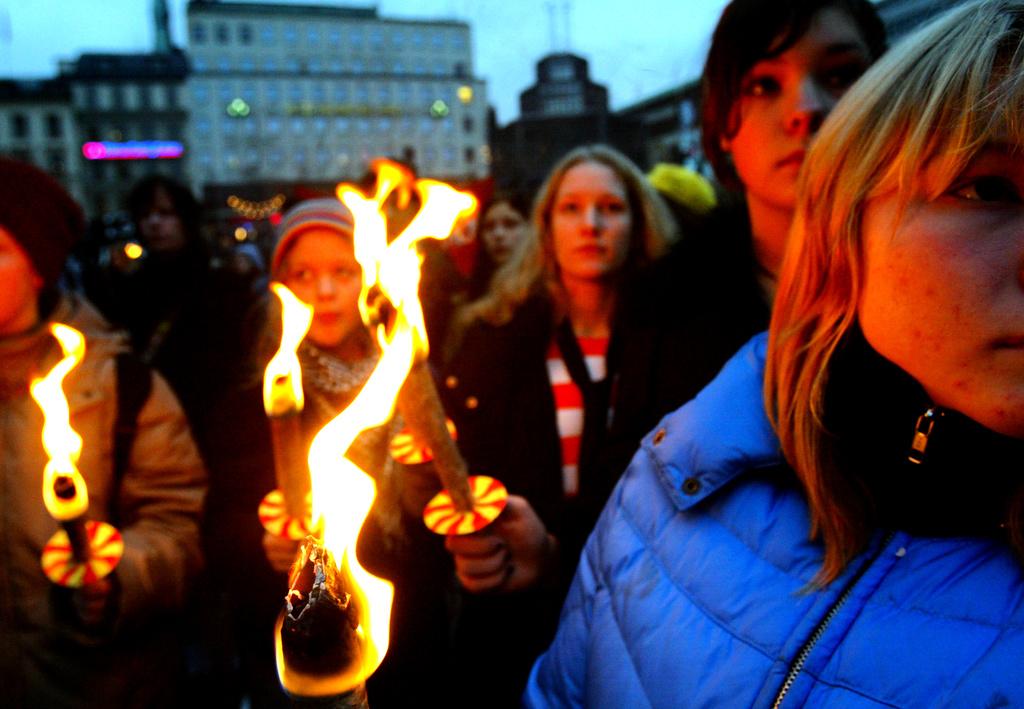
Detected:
[{"left": 0, "top": 0, "right": 731, "bottom": 124}]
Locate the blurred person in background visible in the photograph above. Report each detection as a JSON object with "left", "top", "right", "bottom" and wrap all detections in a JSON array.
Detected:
[{"left": 0, "top": 158, "right": 206, "bottom": 708}]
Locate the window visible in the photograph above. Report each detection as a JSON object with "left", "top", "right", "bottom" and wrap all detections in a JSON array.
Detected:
[
  {"left": 191, "top": 23, "right": 206, "bottom": 44},
  {"left": 356, "top": 118, "right": 370, "bottom": 134},
  {"left": 333, "top": 117, "right": 351, "bottom": 132},
  {"left": 111, "top": 84, "right": 124, "bottom": 110},
  {"left": 217, "top": 58, "right": 231, "bottom": 72},
  {"left": 376, "top": 83, "right": 391, "bottom": 104},
  {"left": 48, "top": 150, "right": 65, "bottom": 175},
  {"left": 377, "top": 117, "right": 392, "bottom": 132},
  {"left": 11, "top": 113, "right": 28, "bottom": 139},
  {"left": 307, "top": 26, "right": 321, "bottom": 44},
  {"left": 167, "top": 85, "right": 178, "bottom": 107},
  {"left": 463, "top": 116, "right": 474, "bottom": 133},
  {"left": 261, "top": 24, "right": 276, "bottom": 43},
  {"left": 46, "top": 113, "right": 62, "bottom": 139},
  {"left": 195, "top": 118, "right": 212, "bottom": 135},
  {"left": 240, "top": 58, "right": 255, "bottom": 72},
  {"left": 313, "top": 117, "right": 327, "bottom": 133},
  {"left": 192, "top": 83, "right": 210, "bottom": 103},
  {"left": 369, "top": 28, "right": 383, "bottom": 48},
  {"left": 464, "top": 146, "right": 475, "bottom": 163},
  {"left": 332, "top": 84, "right": 350, "bottom": 102},
  {"left": 138, "top": 84, "right": 151, "bottom": 108},
  {"left": 355, "top": 84, "right": 369, "bottom": 102},
  {"left": 328, "top": 28, "right": 341, "bottom": 45},
  {"left": 397, "top": 84, "right": 412, "bottom": 105},
  {"left": 218, "top": 83, "right": 234, "bottom": 102},
  {"left": 193, "top": 57, "right": 208, "bottom": 72},
  {"left": 454, "top": 62, "right": 468, "bottom": 78},
  {"left": 288, "top": 84, "right": 304, "bottom": 102},
  {"left": 291, "top": 117, "right": 305, "bottom": 134},
  {"left": 239, "top": 24, "right": 253, "bottom": 44},
  {"left": 215, "top": 23, "right": 229, "bottom": 44},
  {"left": 266, "top": 117, "right": 282, "bottom": 134},
  {"left": 284, "top": 26, "right": 298, "bottom": 43},
  {"left": 312, "top": 83, "right": 326, "bottom": 102}
]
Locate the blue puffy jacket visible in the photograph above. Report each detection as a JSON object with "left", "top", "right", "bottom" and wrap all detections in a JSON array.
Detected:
[{"left": 525, "top": 333, "right": 1024, "bottom": 708}]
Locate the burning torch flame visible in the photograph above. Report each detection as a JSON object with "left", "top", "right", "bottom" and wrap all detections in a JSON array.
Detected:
[
  {"left": 264, "top": 282, "right": 314, "bottom": 417},
  {"left": 29, "top": 324, "right": 88, "bottom": 522},
  {"left": 275, "top": 161, "right": 476, "bottom": 696}
]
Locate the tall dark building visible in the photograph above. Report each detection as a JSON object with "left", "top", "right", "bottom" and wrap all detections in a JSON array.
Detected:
[{"left": 491, "top": 52, "right": 643, "bottom": 194}]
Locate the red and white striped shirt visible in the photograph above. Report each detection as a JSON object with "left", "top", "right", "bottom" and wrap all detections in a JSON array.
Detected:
[{"left": 546, "top": 335, "right": 609, "bottom": 497}]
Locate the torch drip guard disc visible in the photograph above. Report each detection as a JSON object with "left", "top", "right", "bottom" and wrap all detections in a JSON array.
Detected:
[
  {"left": 259, "top": 489, "right": 313, "bottom": 540},
  {"left": 41, "top": 520, "right": 123, "bottom": 588},
  {"left": 389, "top": 417, "right": 458, "bottom": 465},
  {"left": 423, "top": 475, "right": 508, "bottom": 535}
]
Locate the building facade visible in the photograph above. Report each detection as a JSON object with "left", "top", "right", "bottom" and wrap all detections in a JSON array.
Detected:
[
  {"left": 0, "top": 79, "right": 84, "bottom": 206},
  {"left": 185, "top": 0, "right": 488, "bottom": 197},
  {"left": 63, "top": 50, "right": 191, "bottom": 216}
]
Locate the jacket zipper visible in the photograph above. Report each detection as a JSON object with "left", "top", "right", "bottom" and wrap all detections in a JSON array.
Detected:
[{"left": 771, "top": 531, "right": 897, "bottom": 708}]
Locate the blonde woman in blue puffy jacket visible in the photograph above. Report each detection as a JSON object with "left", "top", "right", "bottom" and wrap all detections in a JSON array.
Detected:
[{"left": 526, "top": 1, "right": 1024, "bottom": 706}]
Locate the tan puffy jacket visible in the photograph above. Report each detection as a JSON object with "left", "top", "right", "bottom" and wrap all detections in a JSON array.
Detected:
[{"left": 0, "top": 294, "right": 206, "bottom": 708}]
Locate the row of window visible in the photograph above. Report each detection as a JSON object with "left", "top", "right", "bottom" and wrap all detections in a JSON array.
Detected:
[
  {"left": 78, "top": 83, "right": 180, "bottom": 112},
  {"left": 191, "top": 55, "right": 468, "bottom": 79},
  {"left": 191, "top": 80, "right": 469, "bottom": 109},
  {"left": 5, "top": 112, "right": 64, "bottom": 140},
  {"left": 189, "top": 20, "right": 468, "bottom": 52},
  {"left": 195, "top": 144, "right": 476, "bottom": 180},
  {"left": 195, "top": 114, "right": 474, "bottom": 137}
]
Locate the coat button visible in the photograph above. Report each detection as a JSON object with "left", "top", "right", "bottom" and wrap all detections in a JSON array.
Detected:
[
  {"left": 682, "top": 477, "right": 701, "bottom": 495},
  {"left": 652, "top": 428, "right": 667, "bottom": 445},
  {"left": 445, "top": 375, "right": 458, "bottom": 389},
  {"left": 465, "top": 396, "right": 478, "bottom": 410}
]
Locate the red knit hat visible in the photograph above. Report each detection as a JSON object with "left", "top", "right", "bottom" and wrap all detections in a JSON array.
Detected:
[
  {"left": 0, "top": 158, "right": 84, "bottom": 287},
  {"left": 272, "top": 197, "right": 355, "bottom": 278}
]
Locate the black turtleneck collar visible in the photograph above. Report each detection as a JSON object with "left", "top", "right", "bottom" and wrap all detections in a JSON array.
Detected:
[{"left": 824, "top": 326, "right": 1024, "bottom": 539}]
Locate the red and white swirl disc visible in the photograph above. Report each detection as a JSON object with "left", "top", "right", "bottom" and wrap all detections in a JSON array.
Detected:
[
  {"left": 258, "top": 489, "right": 312, "bottom": 540},
  {"left": 40, "top": 520, "right": 123, "bottom": 588},
  {"left": 389, "top": 418, "right": 458, "bottom": 465},
  {"left": 423, "top": 475, "right": 508, "bottom": 535}
]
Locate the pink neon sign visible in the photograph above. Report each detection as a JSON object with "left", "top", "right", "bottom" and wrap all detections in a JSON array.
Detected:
[{"left": 81, "top": 141, "right": 184, "bottom": 160}]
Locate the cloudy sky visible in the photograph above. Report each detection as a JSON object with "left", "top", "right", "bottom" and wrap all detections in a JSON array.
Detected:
[{"left": 0, "top": 0, "right": 731, "bottom": 124}]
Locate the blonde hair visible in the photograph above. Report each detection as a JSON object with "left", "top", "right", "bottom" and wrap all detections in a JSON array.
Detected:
[
  {"left": 767, "top": 0, "right": 1024, "bottom": 584},
  {"left": 446, "top": 145, "right": 677, "bottom": 355}
]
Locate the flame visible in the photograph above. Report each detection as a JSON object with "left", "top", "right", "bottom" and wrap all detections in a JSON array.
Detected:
[
  {"left": 29, "top": 324, "right": 88, "bottom": 522},
  {"left": 276, "top": 160, "right": 476, "bottom": 695},
  {"left": 264, "top": 282, "right": 314, "bottom": 417}
]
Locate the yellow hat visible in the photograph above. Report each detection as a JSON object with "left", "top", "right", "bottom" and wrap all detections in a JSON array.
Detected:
[{"left": 647, "top": 164, "right": 717, "bottom": 215}]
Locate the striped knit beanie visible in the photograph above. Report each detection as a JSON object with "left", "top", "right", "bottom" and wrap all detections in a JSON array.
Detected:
[{"left": 272, "top": 197, "right": 355, "bottom": 277}]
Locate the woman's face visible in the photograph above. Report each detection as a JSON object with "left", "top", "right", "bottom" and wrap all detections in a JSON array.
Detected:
[
  {"left": 280, "top": 228, "right": 363, "bottom": 351},
  {"left": 480, "top": 201, "right": 528, "bottom": 265},
  {"left": 550, "top": 160, "right": 633, "bottom": 286},
  {"left": 137, "top": 187, "right": 187, "bottom": 253},
  {"left": 724, "top": 7, "right": 873, "bottom": 213},
  {"left": 858, "top": 143, "right": 1024, "bottom": 437}
]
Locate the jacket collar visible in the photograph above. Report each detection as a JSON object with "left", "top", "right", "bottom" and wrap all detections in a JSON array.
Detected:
[{"left": 644, "top": 331, "right": 781, "bottom": 512}]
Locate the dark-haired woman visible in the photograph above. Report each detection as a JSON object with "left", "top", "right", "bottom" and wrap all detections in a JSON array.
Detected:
[{"left": 636, "top": 0, "right": 887, "bottom": 418}]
